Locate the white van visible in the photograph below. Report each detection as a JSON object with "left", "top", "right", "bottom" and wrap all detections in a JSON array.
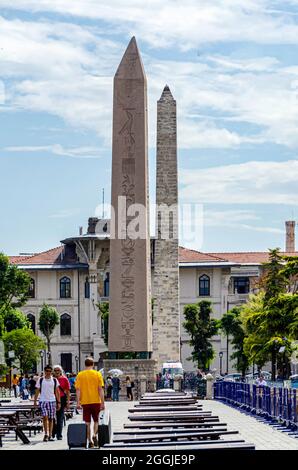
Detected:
[{"left": 162, "top": 361, "right": 184, "bottom": 378}]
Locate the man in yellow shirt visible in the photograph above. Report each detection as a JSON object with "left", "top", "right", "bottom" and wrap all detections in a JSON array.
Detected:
[{"left": 75, "top": 357, "right": 105, "bottom": 448}]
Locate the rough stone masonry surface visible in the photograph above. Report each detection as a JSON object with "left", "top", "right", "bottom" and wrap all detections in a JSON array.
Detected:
[{"left": 2, "top": 398, "right": 297, "bottom": 450}]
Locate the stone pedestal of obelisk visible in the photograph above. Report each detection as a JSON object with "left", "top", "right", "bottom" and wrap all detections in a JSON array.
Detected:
[
  {"left": 105, "top": 37, "right": 156, "bottom": 382},
  {"left": 152, "top": 85, "right": 180, "bottom": 369}
]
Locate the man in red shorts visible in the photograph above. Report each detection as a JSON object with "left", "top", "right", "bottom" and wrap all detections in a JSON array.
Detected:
[{"left": 75, "top": 357, "right": 105, "bottom": 448}]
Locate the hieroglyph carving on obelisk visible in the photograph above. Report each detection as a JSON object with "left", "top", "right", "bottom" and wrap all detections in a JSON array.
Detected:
[{"left": 108, "top": 37, "right": 152, "bottom": 354}]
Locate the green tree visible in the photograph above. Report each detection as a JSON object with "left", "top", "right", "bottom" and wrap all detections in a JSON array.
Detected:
[
  {"left": 3, "top": 328, "right": 45, "bottom": 373},
  {"left": 183, "top": 300, "right": 219, "bottom": 371},
  {"left": 0, "top": 253, "right": 31, "bottom": 333},
  {"left": 3, "top": 308, "right": 29, "bottom": 332},
  {"left": 220, "top": 311, "right": 235, "bottom": 374},
  {"left": 220, "top": 307, "right": 250, "bottom": 378},
  {"left": 38, "top": 304, "right": 59, "bottom": 365},
  {"left": 97, "top": 301, "right": 109, "bottom": 347}
]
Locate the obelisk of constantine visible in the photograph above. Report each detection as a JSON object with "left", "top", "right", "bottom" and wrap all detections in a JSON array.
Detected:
[
  {"left": 153, "top": 85, "right": 180, "bottom": 367},
  {"left": 108, "top": 37, "right": 152, "bottom": 355}
]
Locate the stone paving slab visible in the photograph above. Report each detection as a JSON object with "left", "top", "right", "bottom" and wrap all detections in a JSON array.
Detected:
[{"left": 1, "top": 398, "right": 297, "bottom": 450}]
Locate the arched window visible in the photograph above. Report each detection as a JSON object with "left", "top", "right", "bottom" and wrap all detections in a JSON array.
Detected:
[
  {"left": 60, "top": 276, "right": 71, "bottom": 298},
  {"left": 60, "top": 313, "right": 71, "bottom": 336},
  {"left": 28, "top": 278, "right": 35, "bottom": 298},
  {"left": 199, "top": 274, "right": 210, "bottom": 296},
  {"left": 27, "top": 313, "right": 36, "bottom": 333},
  {"left": 104, "top": 273, "right": 110, "bottom": 297},
  {"left": 84, "top": 277, "right": 90, "bottom": 298}
]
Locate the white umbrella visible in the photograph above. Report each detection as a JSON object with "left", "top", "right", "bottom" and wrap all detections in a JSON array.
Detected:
[{"left": 108, "top": 368, "right": 123, "bottom": 376}]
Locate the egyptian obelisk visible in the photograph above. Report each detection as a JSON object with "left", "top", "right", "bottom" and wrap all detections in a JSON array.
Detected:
[
  {"left": 108, "top": 37, "right": 152, "bottom": 355},
  {"left": 153, "top": 85, "right": 180, "bottom": 367}
]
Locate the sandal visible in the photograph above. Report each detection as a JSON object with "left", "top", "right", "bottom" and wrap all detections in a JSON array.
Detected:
[
  {"left": 93, "top": 435, "right": 98, "bottom": 447},
  {"left": 43, "top": 435, "right": 49, "bottom": 442}
]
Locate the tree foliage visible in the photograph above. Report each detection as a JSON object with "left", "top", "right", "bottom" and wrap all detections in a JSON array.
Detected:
[
  {"left": 220, "top": 307, "right": 250, "bottom": 377},
  {"left": 0, "top": 253, "right": 31, "bottom": 334},
  {"left": 38, "top": 304, "right": 59, "bottom": 365},
  {"left": 183, "top": 300, "right": 219, "bottom": 371},
  {"left": 3, "top": 328, "right": 45, "bottom": 372},
  {"left": 3, "top": 308, "right": 29, "bottom": 333},
  {"left": 97, "top": 301, "right": 109, "bottom": 347},
  {"left": 241, "top": 249, "right": 298, "bottom": 379}
]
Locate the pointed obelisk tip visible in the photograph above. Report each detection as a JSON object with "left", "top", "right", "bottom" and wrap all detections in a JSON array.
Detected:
[
  {"left": 115, "top": 36, "right": 146, "bottom": 80},
  {"left": 159, "top": 84, "right": 175, "bottom": 100}
]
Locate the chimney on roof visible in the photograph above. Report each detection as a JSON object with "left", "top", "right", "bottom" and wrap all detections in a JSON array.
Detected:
[
  {"left": 285, "top": 221, "right": 296, "bottom": 252},
  {"left": 79, "top": 226, "right": 83, "bottom": 235}
]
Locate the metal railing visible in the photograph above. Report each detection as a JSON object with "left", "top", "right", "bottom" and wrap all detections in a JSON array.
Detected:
[{"left": 214, "top": 381, "right": 297, "bottom": 427}]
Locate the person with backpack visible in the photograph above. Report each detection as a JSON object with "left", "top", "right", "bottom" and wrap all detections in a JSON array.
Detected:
[
  {"left": 34, "top": 365, "right": 61, "bottom": 442},
  {"left": 52, "top": 365, "right": 70, "bottom": 440}
]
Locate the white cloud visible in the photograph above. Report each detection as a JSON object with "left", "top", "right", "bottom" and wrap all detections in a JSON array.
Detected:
[
  {"left": 180, "top": 160, "right": 298, "bottom": 205},
  {"left": 3, "top": 144, "right": 102, "bottom": 158},
  {"left": 1, "top": 8, "right": 298, "bottom": 150},
  {"left": 2, "top": 1, "right": 298, "bottom": 47},
  {"left": 204, "top": 209, "right": 284, "bottom": 234}
]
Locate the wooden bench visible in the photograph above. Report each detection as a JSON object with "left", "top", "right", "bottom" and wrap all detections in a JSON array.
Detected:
[
  {"left": 104, "top": 438, "right": 248, "bottom": 449},
  {"left": 112, "top": 429, "right": 239, "bottom": 444},
  {"left": 104, "top": 441, "right": 255, "bottom": 450},
  {"left": 129, "top": 405, "right": 202, "bottom": 413},
  {"left": 124, "top": 421, "right": 226, "bottom": 430},
  {"left": 114, "top": 426, "right": 228, "bottom": 436}
]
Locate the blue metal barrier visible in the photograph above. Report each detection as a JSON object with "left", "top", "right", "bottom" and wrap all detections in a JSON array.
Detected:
[{"left": 214, "top": 381, "right": 297, "bottom": 428}]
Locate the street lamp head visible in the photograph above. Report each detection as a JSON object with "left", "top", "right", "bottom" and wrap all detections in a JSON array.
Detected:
[{"left": 219, "top": 351, "right": 224, "bottom": 358}]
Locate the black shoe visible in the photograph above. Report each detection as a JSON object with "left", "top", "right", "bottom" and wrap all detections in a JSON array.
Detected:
[{"left": 57, "top": 437, "right": 63, "bottom": 440}]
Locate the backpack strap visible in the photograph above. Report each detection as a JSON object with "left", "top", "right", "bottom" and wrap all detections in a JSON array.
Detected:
[{"left": 39, "top": 377, "right": 57, "bottom": 393}]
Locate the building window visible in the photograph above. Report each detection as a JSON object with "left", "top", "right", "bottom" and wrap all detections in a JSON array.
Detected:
[
  {"left": 61, "top": 353, "right": 72, "bottom": 374},
  {"left": 60, "top": 313, "right": 71, "bottom": 336},
  {"left": 199, "top": 274, "right": 210, "bottom": 296},
  {"left": 104, "top": 273, "right": 110, "bottom": 297},
  {"left": 28, "top": 278, "right": 35, "bottom": 298},
  {"left": 27, "top": 313, "right": 35, "bottom": 333},
  {"left": 234, "top": 277, "right": 250, "bottom": 294},
  {"left": 84, "top": 278, "right": 90, "bottom": 298},
  {"left": 60, "top": 276, "right": 71, "bottom": 298}
]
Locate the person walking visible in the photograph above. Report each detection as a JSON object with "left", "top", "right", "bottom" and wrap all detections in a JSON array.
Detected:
[
  {"left": 106, "top": 376, "right": 113, "bottom": 401},
  {"left": 12, "top": 374, "right": 18, "bottom": 398},
  {"left": 52, "top": 365, "right": 70, "bottom": 440},
  {"left": 75, "top": 357, "right": 105, "bottom": 448},
  {"left": 34, "top": 365, "right": 61, "bottom": 442},
  {"left": 21, "top": 374, "right": 29, "bottom": 400},
  {"left": 112, "top": 375, "right": 120, "bottom": 401},
  {"left": 28, "top": 375, "right": 36, "bottom": 399},
  {"left": 126, "top": 376, "right": 133, "bottom": 401}
]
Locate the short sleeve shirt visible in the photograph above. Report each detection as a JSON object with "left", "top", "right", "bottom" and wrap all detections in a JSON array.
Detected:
[
  {"left": 75, "top": 370, "right": 104, "bottom": 405},
  {"left": 36, "top": 377, "right": 59, "bottom": 402}
]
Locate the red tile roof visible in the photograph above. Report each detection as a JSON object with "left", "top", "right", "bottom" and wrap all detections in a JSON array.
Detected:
[
  {"left": 178, "top": 247, "right": 227, "bottom": 263},
  {"left": 208, "top": 251, "right": 298, "bottom": 264},
  {"left": 9, "top": 246, "right": 80, "bottom": 266},
  {"left": 9, "top": 246, "right": 298, "bottom": 266},
  {"left": 9, "top": 255, "right": 34, "bottom": 265}
]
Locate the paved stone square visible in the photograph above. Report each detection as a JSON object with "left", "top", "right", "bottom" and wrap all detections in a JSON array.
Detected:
[{"left": 1, "top": 397, "right": 297, "bottom": 450}]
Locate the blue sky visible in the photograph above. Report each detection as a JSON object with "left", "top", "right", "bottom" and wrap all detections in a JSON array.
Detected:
[{"left": 0, "top": 0, "right": 298, "bottom": 255}]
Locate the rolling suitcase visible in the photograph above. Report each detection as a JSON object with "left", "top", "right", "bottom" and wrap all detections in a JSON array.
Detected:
[
  {"left": 98, "top": 410, "right": 112, "bottom": 447},
  {"left": 67, "top": 422, "right": 87, "bottom": 449}
]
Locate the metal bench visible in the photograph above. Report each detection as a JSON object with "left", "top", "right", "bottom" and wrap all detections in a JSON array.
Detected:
[{"left": 104, "top": 438, "right": 247, "bottom": 449}]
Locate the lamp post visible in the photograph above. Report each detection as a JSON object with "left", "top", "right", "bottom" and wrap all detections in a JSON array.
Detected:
[
  {"left": 75, "top": 355, "right": 79, "bottom": 374},
  {"left": 219, "top": 351, "right": 224, "bottom": 376},
  {"left": 39, "top": 350, "right": 44, "bottom": 372},
  {"left": 46, "top": 351, "right": 51, "bottom": 366}
]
